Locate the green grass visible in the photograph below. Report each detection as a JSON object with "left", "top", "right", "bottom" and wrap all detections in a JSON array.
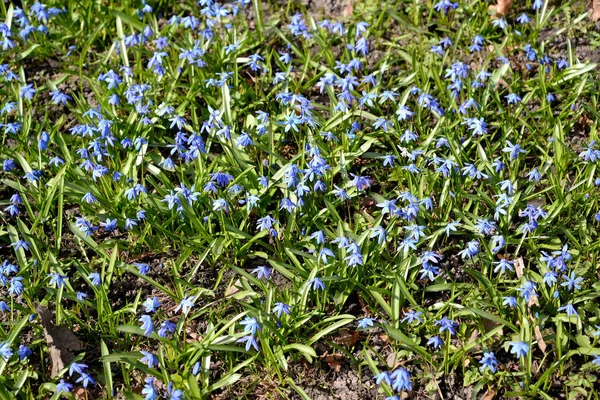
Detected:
[{"left": 1, "top": 0, "right": 600, "bottom": 399}]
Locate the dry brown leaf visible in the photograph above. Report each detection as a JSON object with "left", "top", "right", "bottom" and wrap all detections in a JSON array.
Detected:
[
  {"left": 482, "top": 318, "right": 503, "bottom": 337},
  {"left": 491, "top": 0, "right": 513, "bottom": 16},
  {"left": 593, "top": 0, "right": 600, "bottom": 22},
  {"left": 342, "top": 0, "right": 356, "bottom": 17},
  {"left": 481, "top": 389, "right": 496, "bottom": 400},
  {"left": 73, "top": 387, "right": 87, "bottom": 400},
  {"left": 514, "top": 257, "right": 524, "bottom": 278},
  {"left": 534, "top": 325, "right": 547, "bottom": 354},
  {"left": 225, "top": 277, "right": 249, "bottom": 299},
  {"left": 333, "top": 329, "right": 359, "bottom": 346},
  {"left": 324, "top": 354, "right": 343, "bottom": 372},
  {"left": 36, "top": 305, "right": 84, "bottom": 377},
  {"left": 467, "top": 329, "right": 479, "bottom": 346}
]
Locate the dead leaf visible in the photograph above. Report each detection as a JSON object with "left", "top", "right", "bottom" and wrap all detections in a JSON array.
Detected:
[
  {"left": 73, "top": 387, "right": 87, "bottom": 400},
  {"left": 534, "top": 325, "right": 547, "bottom": 354},
  {"left": 333, "top": 329, "right": 359, "bottom": 346},
  {"left": 467, "top": 329, "right": 479, "bottom": 346},
  {"left": 593, "top": 0, "right": 600, "bottom": 22},
  {"left": 481, "top": 388, "right": 496, "bottom": 400},
  {"left": 514, "top": 257, "right": 524, "bottom": 278},
  {"left": 342, "top": 0, "right": 356, "bottom": 17},
  {"left": 225, "top": 277, "right": 248, "bottom": 298},
  {"left": 482, "top": 318, "right": 503, "bottom": 337},
  {"left": 36, "top": 304, "right": 84, "bottom": 377},
  {"left": 490, "top": 0, "right": 513, "bottom": 16},
  {"left": 322, "top": 354, "right": 343, "bottom": 372}
]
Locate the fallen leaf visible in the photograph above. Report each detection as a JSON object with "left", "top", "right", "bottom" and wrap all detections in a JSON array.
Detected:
[
  {"left": 467, "top": 329, "right": 479, "bottom": 346},
  {"left": 593, "top": 0, "right": 600, "bottom": 21},
  {"left": 333, "top": 329, "right": 359, "bottom": 346},
  {"left": 225, "top": 277, "right": 248, "bottom": 298},
  {"left": 490, "top": 0, "right": 513, "bottom": 16},
  {"left": 481, "top": 388, "right": 496, "bottom": 400},
  {"left": 482, "top": 318, "right": 503, "bottom": 337},
  {"left": 534, "top": 325, "right": 547, "bottom": 354},
  {"left": 514, "top": 257, "right": 524, "bottom": 278},
  {"left": 36, "top": 304, "right": 85, "bottom": 377},
  {"left": 73, "top": 387, "right": 86, "bottom": 400},
  {"left": 342, "top": 0, "right": 356, "bottom": 17},
  {"left": 323, "top": 354, "right": 343, "bottom": 372}
]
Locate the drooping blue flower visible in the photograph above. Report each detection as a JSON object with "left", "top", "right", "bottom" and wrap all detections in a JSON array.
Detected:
[
  {"left": 140, "top": 351, "right": 159, "bottom": 368},
  {"left": 56, "top": 380, "right": 73, "bottom": 394},
  {"left": 251, "top": 266, "right": 272, "bottom": 280},
  {"left": 175, "top": 296, "right": 196, "bottom": 316},
  {"left": 273, "top": 302, "right": 291, "bottom": 318},
  {"left": 143, "top": 297, "right": 161, "bottom": 313},
  {"left": 390, "top": 367, "right": 412, "bottom": 392},
  {"left": 509, "top": 341, "right": 529, "bottom": 358},
  {"left": 236, "top": 335, "right": 259, "bottom": 351},
  {"left": 307, "top": 277, "right": 326, "bottom": 291},
  {"left": 0, "top": 341, "right": 13, "bottom": 359},
  {"left": 240, "top": 317, "right": 261, "bottom": 335},
  {"left": 427, "top": 336, "right": 443, "bottom": 349},
  {"left": 139, "top": 314, "right": 154, "bottom": 336}
]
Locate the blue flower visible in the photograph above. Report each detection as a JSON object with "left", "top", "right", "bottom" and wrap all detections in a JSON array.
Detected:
[
  {"left": 357, "top": 317, "right": 375, "bottom": 329},
  {"left": 76, "top": 372, "right": 96, "bottom": 388},
  {"left": 251, "top": 266, "right": 272, "bottom": 280},
  {"left": 557, "top": 303, "right": 577, "bottom": 317},
  {"left": 391, "top": 367, "right": 412, "bottom": 392},
  {"left": 435, "top": 316, "right": 458, "bottom": 335},
  {"left": 11, "top": 239, "right": 30, "bottom": 251},
  {"left": 88, "top": 272, "right": 101, "bottom": 286},
  {"left": 0, "top": 341, "right": 13, "bottom": 359},
  {"left": 56, "top": 380, "right": 73, "bottom": 394},
  {"left": 20, "top": 84, "right": 37, "bottom": 100},
  {"left": 503, "top": 140, "right": 526, "bottom": 160},
  {"left": 401, "top": 310, "right": 423, "bottom": 325},
  {"left": 143, "top": 297, "right": 161, "bottom": 313},
  {"left": 17, "top": 345, "right": 31, "bottom": 361},
  {"left": 502, "top": 296, "right": 517, "bottom": 308},
  {"left": 493, "top": 259, "right": 514, "bottom": 276},
  {"left": 175, "top": 296, "right": 196, "bottom": 315},
  {"left": 158, "top": 320, "right": 176, "bottom": 338},
  {"left": 273, "top": 302, "right": 291, "bottom": 318},
  {"left": 561, "top": 272, "right": 583, "bottom": 292},
  {"left": 509, "top": 341, "right": 529, "bottom": 358},
  {"left": 307, "top": 277, "right": 326, "bottom": 291},
  {"left": 434, "top": 0, "right": 459, "bottom": 14},
  {"left": 240, "top": 317, "right": 261, "bottom": 335},
  {"left": 142, "top": 377, "right": 159, "bottom": 400},
  {"left": 48, "top": 272, "right": 68, "bottom": 288},
  {"left": 134, "top": 263, "right": 151, "bottom": 275},
  {"left": 139, "top": 315, "right": 154, "bottom": 336},
  {"left": 458, "top": 240, "right": 479, "bottom": 259},
  {"left": 374, "top": 371, "right": 392, "bottom": 385},
  {"left": 237, "top": 335, "right": 259, "bottom": 351},
  {"left": 517, "top": 281, "right": 537, "bottom": 302},
  {"left": 480, "top": 352, "right": 498, "bottom": 373},
  {"left": 140, "top": 351, "right": 159, "bottom": 368},
  {"left": 427, "top": 336, "right": 443, "bottom": 349}
]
